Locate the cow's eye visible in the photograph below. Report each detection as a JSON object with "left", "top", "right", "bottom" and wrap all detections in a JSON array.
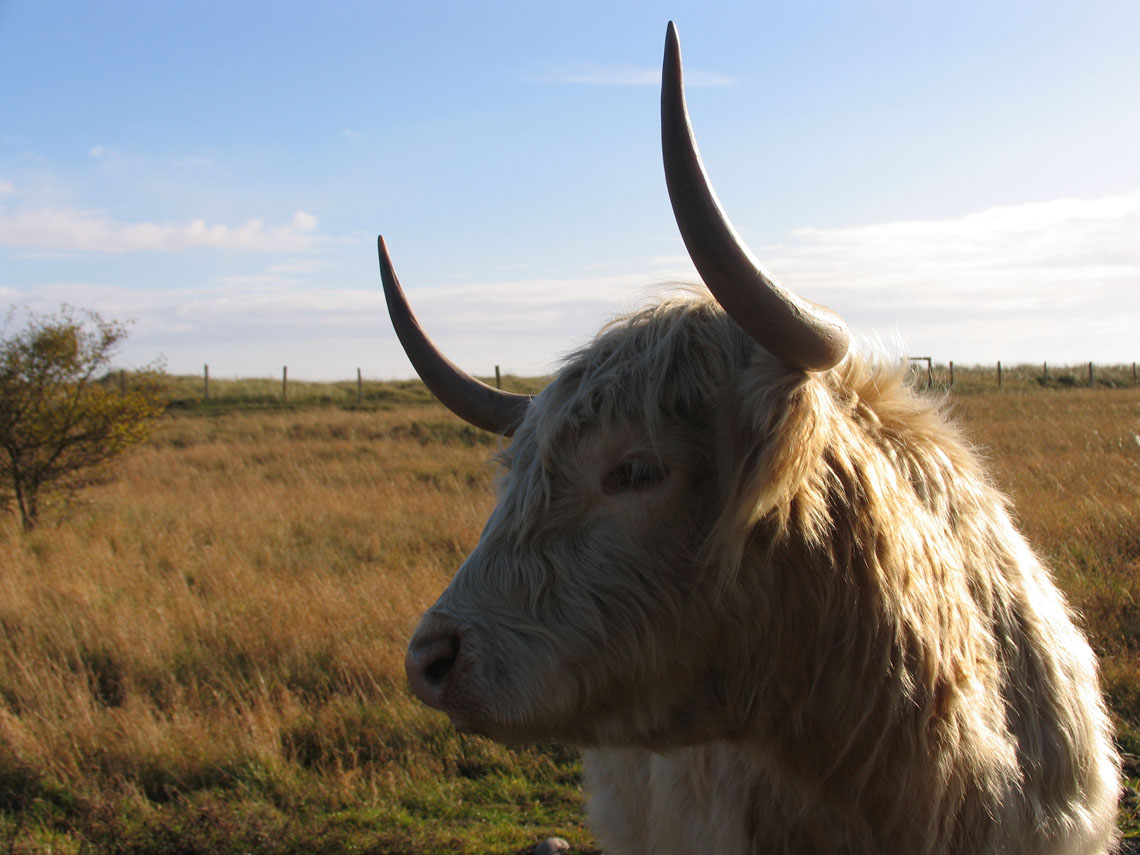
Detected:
[{"left": 602, "top": 456, "right": 667, "bottom": 496}]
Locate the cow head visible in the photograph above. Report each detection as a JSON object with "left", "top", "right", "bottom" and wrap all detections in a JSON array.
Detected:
[{"left": 385, "top": 23, "right": 850, "bottom": 748}]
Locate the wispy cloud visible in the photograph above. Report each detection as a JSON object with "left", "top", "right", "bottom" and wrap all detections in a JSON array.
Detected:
[
  {"left": 268, "top": 258, "right": 331, "bottom": 275},
  {"left": 546, "top": 64, "right": 737, "bottom": 87},
  {"left": 1, "top": 269, "right": 663, "bottom": 377},
  {"left": 168, "top": 154, "right": 216, "bottom": 172},
  {"left": 6, "top": 191, "right": 1136, "bottom": 376},
  {"left": 0, "top": 207, "right": 323, "bottom": 253},
  {"left": 745, "top": 190, "right": 1140, "bottom": 360},
  {"left": 763, "top": 190, "right": 1140, "bottom": 305},
  {"left": 88, "top": 145, "right": 215, "bottom": 173}
]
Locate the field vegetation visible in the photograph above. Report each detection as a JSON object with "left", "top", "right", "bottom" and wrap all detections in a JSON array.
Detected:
[
  {"left": 161, "top": 372, "right": 548, "bottom": 411},
  {"left": 1, "top": 370, "right": 1139, "bottom": 853},
  {"left": 907, "top": 360, "right": 1139, "bottom": 393}
]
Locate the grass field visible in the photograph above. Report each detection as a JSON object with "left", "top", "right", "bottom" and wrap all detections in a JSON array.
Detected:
[{"left": 2, "top": 375, "right": 1139, "bottom": 853}]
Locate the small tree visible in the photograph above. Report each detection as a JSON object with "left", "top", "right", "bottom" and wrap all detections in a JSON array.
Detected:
[{"left": 0, "top": 306, "right": 166, "bottom": 531}]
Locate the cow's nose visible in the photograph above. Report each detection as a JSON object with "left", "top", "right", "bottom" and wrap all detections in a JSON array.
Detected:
[{"left": 405, "top": 631, "right": 461, "bottom": 709}]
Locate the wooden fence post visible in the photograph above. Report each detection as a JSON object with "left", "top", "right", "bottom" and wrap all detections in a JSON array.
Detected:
[
  {"left": 357, "top": 367, "right": 363, "bottom": 404},
  {"left": 997, "top": 361, "right": 1002, "bottom": 389},
  {"left": 204, "top": 364, "right": 209, "bottom": 401},
  {"left": 949, "top": 361, "right": 954, "bottom": 387},
  {"left": 1089, "top": 362, "right": 1094, "bottom": 388},
  {"left": 495, "top": 365, "right": 502, "bottom": 390},
  {"left": 282, "top": 366, "right": 288, "bottom": 404}
]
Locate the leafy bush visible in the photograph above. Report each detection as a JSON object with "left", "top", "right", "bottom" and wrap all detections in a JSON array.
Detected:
[{"left": 0, "top": 306, "right": 165, "bottom": 530}]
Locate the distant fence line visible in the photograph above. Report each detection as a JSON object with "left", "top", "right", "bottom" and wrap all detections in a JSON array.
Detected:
[
  {"left": 174, "top": 364, "right": 554, "bottom": 408},
  {"left": 198, "top": 360, "right": 1139, "bottom": 402},
  {"left": 906, "top": 359, "right": 1139, "bottom": 391},
  {"left": 109, "top": 362, "right": 1139, "bottom": 407},
  {"left": 199, "top": 364, "right": 512, "bottom": 404}
]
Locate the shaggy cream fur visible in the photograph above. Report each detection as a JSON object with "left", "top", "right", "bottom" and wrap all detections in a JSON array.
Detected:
[{"left": 406, "top": 294, "right": 1120, "bottom": 854}]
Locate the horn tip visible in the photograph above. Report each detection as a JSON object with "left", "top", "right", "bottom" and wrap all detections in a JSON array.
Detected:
[
  {"left": 663, "top": 23, "right": 682, "bottom": 88},
  {"left": 377, "top": 236, "right": 399, "bottom": 298}
]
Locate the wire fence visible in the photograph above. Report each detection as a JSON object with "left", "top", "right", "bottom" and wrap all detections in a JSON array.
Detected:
[
  {"left": 106, "top": 361, "right": 1139, "bottom": 410},
  {"left": 905, "top": 360, "right": 1139, "bottom": 393},
  {"left": 148, "top": 365, "right": 548, "bottom": 409}
]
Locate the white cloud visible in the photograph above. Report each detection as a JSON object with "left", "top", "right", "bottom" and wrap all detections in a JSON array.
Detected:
[
  {"left": 0, "top": 180, "right": 14, "bottom": 198},
  {"left": 0, "top": 207, "right": 324, "bottom": 253},
  {"left": 290, "top": 210, "right": 318, "bottom": 232},
  {"left": 764, "top": 190, "right": 1140, "bottom": 303},
  {"left": 0, "top": 268, "right": 666, "bottom": 378},
  {"left": 752, "top": 190, "right": 1140, "bottom": 362},
  {"left": 6, "top": 191, "right": 1136, "bottom": 377}
]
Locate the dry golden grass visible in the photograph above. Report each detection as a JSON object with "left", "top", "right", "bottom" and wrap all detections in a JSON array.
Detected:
[
  {"left": 0, "top": 386, "right": 1138, "bottom": 851},
  {"left": 0, "top": 407, "right": 587, "bottom": 853},
  {"left": 951, "top": 388, "right": 1140, "bottom": 761}
]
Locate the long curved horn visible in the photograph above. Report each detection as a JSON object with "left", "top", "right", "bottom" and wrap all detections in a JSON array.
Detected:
[
  {"left": 378, "top": 236, "right": 531, "bottom": 435},
  {"left": 661, "top": 22, "right": 849, "bottom": 371}
]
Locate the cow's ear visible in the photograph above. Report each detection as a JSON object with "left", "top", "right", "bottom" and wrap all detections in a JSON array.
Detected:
[{"left": 705, "top": 363, "right": 832, "bottom": 575}]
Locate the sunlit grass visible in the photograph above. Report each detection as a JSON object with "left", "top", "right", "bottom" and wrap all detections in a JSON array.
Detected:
[
  {"left": 1, "top": 383, "right": 1138, "bottom": 852},
  {"left": 0, "top": 405, "right": 588, "bottom": 853}
]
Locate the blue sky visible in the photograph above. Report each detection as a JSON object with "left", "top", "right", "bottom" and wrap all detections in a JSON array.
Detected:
[{"left": 2, "top": 0, "right": 1137, "bottom": 380}]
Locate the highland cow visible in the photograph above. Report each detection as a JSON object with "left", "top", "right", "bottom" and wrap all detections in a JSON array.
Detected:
[{"left": 384, "top": 23, "right": 1120, "bottom": 855}]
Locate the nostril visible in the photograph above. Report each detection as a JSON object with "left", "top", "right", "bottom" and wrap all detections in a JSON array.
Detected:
[
  {"left": 406, "top": 631, "right": 463, "bottom": 708},
  {"left": 423, "top": 636, "right": 459, "bottom": 685}
]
